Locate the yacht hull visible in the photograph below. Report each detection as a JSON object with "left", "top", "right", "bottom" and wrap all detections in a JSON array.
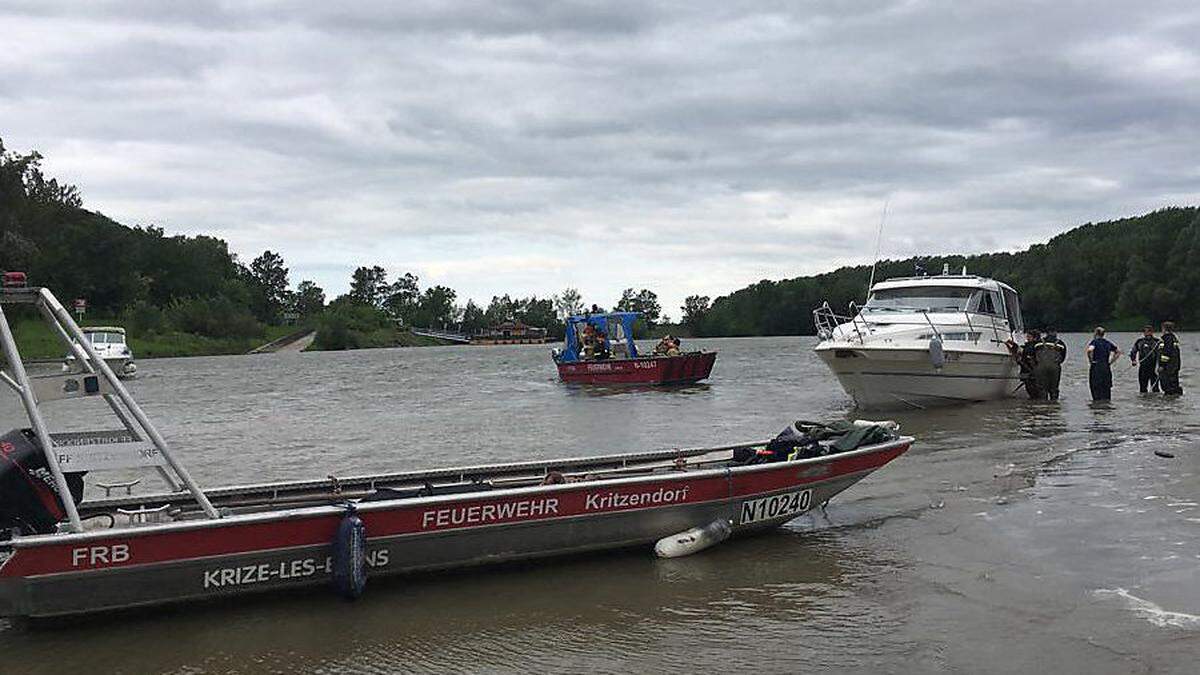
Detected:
[{"left": 815, "top": 345, "right": 1020, "bottom": 410}]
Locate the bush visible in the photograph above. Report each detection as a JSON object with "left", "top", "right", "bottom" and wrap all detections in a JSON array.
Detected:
[
  {"left": 314, "top": 302, "right": 394, "bottom": 350},
  {"left": 120, "top": 300, "right": 166, "bottom": 335},
  {"left": 165, "top": 296, "right": 264, "bottom": 339}
]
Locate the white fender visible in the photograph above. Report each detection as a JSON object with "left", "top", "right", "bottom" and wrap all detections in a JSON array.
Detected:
[
  {"left": 852, "top": 419, "right": 900, "bottom": 431},
  {"left": 655, "top": 519, "right": 732, "bottom": 558},
  {"left": 928, "top": 338, "right": 945, "bottom": 369}
]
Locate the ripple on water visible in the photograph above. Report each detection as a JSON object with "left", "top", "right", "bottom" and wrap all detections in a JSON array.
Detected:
[{"left": 0, "top": 335, "right": 1198, "bottom": 672}]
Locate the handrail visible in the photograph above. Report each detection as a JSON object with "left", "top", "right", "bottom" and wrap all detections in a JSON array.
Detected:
[{"left": 918, "top": 311, "right": 943, "bottom": 341}]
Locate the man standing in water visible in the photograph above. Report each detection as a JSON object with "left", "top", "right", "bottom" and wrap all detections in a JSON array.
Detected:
[
  {"left": 1033, "top": 329, "right": 1067, "bottom": 400},
  {"left": 1006, "top": 330, "right": 1043, "bottom": 399},
  {"left": 1158, "top": 321, "right": 1183, "bottom": 396},
  {"left": 1129, "top": 325, "right": 1161, "bottom": 393},
  {"left": 1086, "top": 327, "right": 1119, "bottom": 401}
]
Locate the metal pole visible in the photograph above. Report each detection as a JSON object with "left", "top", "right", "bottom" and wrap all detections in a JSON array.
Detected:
[
  {"left": 40, "top": 290, "right": 220, "bottom": 519},
  {"left": 0, "top": 302, "right": 85, "bottom": 531},
  {"left": 36, "top": 303, "right": 182, "bottom": 491},
  {"left": 0, "top": 370, "right": 20, "bottom": 394}
]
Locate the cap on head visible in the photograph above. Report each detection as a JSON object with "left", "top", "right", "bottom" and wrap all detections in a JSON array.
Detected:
[
  {"left": 1095, "top": 326, "right": 1105, "bottom": 337},
  {"left": 1163, "top": 321, "right": 1176, "bottom": 332}
]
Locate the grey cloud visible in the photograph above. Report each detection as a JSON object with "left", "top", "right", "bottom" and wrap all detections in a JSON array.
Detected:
[{"left": 0, "top": 1, "right": 1197, "bottom": 313}]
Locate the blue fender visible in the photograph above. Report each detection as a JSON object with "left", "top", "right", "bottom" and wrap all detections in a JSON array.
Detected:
[{"left": 331, "top": 508, "right": 367, "bottom": 600}]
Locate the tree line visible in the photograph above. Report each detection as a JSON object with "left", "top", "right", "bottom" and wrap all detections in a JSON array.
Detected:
[
  {"left": 683, "top": 206, "right": 1200, "bottom": 336},
  {"left": 6, "top": 137, "right": 1194, "bottom": 347},
  {"left": 0, "top": 137, "right": 671, "bottom": 350}
]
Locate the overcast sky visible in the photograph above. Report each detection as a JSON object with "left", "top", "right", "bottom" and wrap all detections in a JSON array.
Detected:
[{"left": 2, "top": 1, "right": 1197, "bottom": 316}]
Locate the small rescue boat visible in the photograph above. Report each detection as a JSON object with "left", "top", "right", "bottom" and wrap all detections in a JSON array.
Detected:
[
  {"left": 553, "top": 312, "right": 717, "bottom": 385},
  {"left": 0, "top": 283, "right": 909, "bottom": 619}
]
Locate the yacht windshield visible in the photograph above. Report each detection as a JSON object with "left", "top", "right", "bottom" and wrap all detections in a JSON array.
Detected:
[
  {"left": 865, "top": 287, "right": 975, "bottom": 313},
  {"left": 86, "top": 332, "right": 125, "bottom": 345}
]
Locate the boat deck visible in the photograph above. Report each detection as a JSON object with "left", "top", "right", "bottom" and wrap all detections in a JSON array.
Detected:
[{"left": 56, "top": 441, "right": 765, "bottom": 533}]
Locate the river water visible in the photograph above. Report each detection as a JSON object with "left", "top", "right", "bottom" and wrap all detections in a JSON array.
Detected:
[{"left": 1, "top": 334, "right": 1198, "bottom": 674}]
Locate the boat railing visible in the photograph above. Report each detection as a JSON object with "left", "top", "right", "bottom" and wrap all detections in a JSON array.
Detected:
[
  {"left": 812, "top": 302, "right": 865, "bottom": 343},
  {"left": 918, "top": 311, "right": 943, "bottom": 342},
  {"left": 0, "top": 284, "right": 220, "bottom": 533},
  {"left": 814, "top": 303, "right": 1016, "bottom": 347}
]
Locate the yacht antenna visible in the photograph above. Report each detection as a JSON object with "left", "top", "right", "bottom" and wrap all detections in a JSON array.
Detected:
[{"left": 865, "top": 200, "right": 889, "bottom": 300}]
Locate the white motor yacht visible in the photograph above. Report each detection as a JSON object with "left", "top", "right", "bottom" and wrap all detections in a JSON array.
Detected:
[
  {"left": 813, "top": 271, "right": 1024, "bottom": 409},
  {"left": 64, "top": 326, "right": 137, "bottom": 379}
]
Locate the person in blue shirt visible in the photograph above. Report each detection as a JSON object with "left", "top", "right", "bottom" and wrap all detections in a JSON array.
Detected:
[{"left": 1086, "top": 326, "right": 1120, "bottom": 401}]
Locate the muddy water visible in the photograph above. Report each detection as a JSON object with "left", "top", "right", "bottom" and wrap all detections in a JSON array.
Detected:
[{"left": 1, "top": 334, "right": 1198, "bottom": 674}]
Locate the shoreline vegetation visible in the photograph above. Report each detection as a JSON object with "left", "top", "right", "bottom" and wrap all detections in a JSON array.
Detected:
[{"left": 3, "top": 136, "right": 1197, "bottom": 360}]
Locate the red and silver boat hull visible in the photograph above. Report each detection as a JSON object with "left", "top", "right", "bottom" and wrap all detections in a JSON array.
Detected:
[
  {"left": 0, "top": 438, "right": 909, "bottom": 618},
  {"left": 556, "top": 352, "right": 717, "bottom": 385}
]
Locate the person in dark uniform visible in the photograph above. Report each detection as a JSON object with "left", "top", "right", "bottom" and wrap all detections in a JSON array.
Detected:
[
  {"left": 1033, "top": 329, "right": 1067, "bottom": 400},
  {"left": 1158, "top": 321, "right": 1183, "bottom": 396},
  {"left": 1006, "top": 330, "right": 1043, "bottom": 399},
  {"left": 1086, "top": 327, "right": 1119, "bottom": 401},
  {"left": 1129, "top": 325, "right": 1161, "bottom": 393}
]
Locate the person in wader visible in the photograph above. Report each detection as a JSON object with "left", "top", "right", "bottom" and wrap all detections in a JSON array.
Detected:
[
  {"left": 1033, "top": 329, "right": 1067, "bottom": 400},
  {"left": 1129, "top": 325, "right": 1161, "bottom": 393},
  {"left": 1086, "top": 327, "right": 1119, "bottom": 401},
  {"left": 1158, "top": 321, "right": 1183, "bottom": 396},
  {"left": 1006, "top": 330, "right": 1042, "bottom": 399}
]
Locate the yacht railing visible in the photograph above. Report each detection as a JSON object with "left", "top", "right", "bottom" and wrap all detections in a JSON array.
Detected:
[
  {"left": 814, "top": 302, "right": 1015, "bottom": 346},
  {"left": 813, "top": 302, "right": 865, "bottom": 343}
]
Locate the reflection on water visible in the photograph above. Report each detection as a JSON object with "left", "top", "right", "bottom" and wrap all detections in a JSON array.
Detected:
[{"left": 1, "top": 334, "right": 1198, "bottom": 673}]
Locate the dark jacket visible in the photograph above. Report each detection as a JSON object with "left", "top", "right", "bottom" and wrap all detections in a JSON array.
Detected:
[
  {"left": 1035, "top": 336, "right": 1067, "bottom": 365},
  {"left": 1131, "top": 335, "right": 1161, "bottom": 364},
  {"left": 1160, "top": 333, "right": 1181, "bottom": 370}
]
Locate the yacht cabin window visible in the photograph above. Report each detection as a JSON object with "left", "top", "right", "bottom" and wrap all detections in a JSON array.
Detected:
[
  {"left": 973, "top": 291, "right": 1003, "bottom": 316},
  {"left": 864, "top": 287, "right": 974, "bottom": 313},
  {"left": 86, "top": 332, "right": 125, "bottom": 345}
]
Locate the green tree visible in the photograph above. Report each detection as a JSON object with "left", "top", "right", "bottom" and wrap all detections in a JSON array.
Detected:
[
  {"left": 460, "top": 300, "right": 486, "bottom": 334},
  {"left": 615, "top": 288, "right": 662, "bottom": 325},
  {"left": 413, "top": 285, "right": 457, "bottom": 328},
  {"left": 349, "top": 265, "right": 389, "bottom": 308},
  {"left": 382, "top": 272, "right": 421, "bottom": 324},
  {"left": 553, "top": 287, "right": 584, "bottom": 319},
  {"left": 484, "top": 294, "right": 515, "bottom": 325},
  {"left": 248, "top": 250, "right": 290, "bottom": 322},
  {"left": 681, "top": 295, "right": 710, "bottom": 332},
  {"left": 293, "top": 280, "right": 326, "bottom": 317}
]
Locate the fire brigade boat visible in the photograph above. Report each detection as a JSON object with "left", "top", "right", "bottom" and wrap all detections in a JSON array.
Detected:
[
  {"left": 553, "top": 312, "right": 717, "bottom": 385},
  {"left": 0, "top": 282, "right": 910, "bottom": 619}
]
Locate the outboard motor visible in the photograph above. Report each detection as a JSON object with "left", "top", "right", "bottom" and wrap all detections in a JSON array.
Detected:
[{"left": 0, "top": 429, "right": 85, "bottom": 536}]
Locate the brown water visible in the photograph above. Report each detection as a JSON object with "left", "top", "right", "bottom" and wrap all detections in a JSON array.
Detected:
[{"left": 1, "top": 334, "right": 1198, "bottom": 674}]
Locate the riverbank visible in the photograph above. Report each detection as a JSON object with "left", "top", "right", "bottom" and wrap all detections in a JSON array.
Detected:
[
  {"left": 307, "top": 326, "right": 455, "bottom": 351},
  {"left": 9, "top": 317, "right": 301, "bottom": 360}
]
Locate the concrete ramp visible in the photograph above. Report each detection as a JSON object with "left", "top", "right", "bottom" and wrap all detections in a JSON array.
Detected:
[{"left": 249, "top": 329, "right": 317, "bottom": 354}]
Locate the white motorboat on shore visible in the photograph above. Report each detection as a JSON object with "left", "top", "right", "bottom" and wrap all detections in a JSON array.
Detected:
[
  {"left": 64, "top": 326, "right": 137, "bottom": 379},
  {"left": 813, "top": 271, "right": 1024, "bottom": 410}
]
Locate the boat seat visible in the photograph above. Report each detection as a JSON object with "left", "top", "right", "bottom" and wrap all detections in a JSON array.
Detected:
[{"left": 117, "top": 503, "right": 172, "bottom": 525}]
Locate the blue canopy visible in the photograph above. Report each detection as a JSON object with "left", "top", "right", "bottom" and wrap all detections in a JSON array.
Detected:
[{"left": 559, "top": 312, "right": 640, "bottom": 362}]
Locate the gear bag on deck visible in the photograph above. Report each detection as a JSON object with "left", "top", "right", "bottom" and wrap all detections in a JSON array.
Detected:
[{"left": 735, "top": 420, "right": 899, "bottom": 465}]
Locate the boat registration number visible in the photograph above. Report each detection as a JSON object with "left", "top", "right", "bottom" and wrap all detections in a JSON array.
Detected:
[{"left": 739, "top": 489, "right": 813, "bottom": 524}]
